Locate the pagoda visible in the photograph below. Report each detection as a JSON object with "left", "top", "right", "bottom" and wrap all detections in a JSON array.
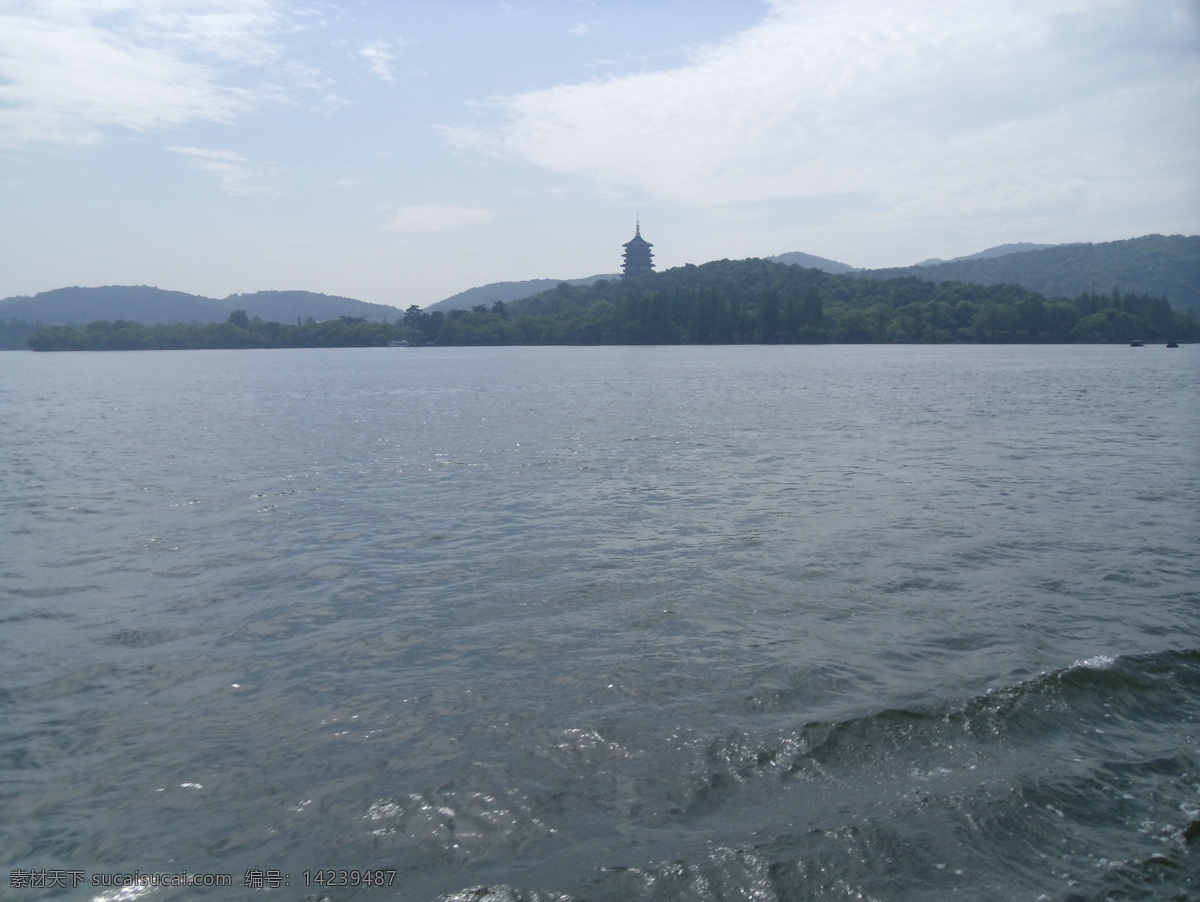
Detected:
[{"left": 621, "top": 220, "right": 655, "bottom": 278}]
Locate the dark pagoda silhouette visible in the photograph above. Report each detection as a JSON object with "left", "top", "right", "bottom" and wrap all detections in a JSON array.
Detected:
[{"left": 621, "top": 220, "right": 655, "bottom": 278}]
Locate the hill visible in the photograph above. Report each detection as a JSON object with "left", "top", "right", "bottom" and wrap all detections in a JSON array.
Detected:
[
  {"left": 26, "top": 255, "right": 1200, "bottom": 349},
  {"left": 857, "top": 235, "right": 1199, "bottom": 307},
  {"left": 913, "top": 242, "right": 1057, "bottom": 266},
  {"left": 7, "top": 233, "right": 1196, "bottom": 350},
  {"left": 0, "top": 286, "right": 223, "bottom": 325},
  {"left": 423, "top": 245, "right": 1037, "bottom": 314},
  {"left": 425, "top": 274, "right": 620, "bottom": 313},
  {"left": 0, "top": 285, "right": 402, "bottom": 327},
  {"left": 424, "top": 238, "right": 1149, "bottom": 314},
  {"left": 765, "top": 251, "right": 858, "bottom": 273},
  {"left": 392, "top": 256, "right": 1196, "bottom": 346},
  {"left": 220, "top": 290, "right": 402, "bottom": 323}
]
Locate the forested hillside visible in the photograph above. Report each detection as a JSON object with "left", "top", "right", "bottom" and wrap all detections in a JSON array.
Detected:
[
  {"left": 22, "top": 253, "right": 1199, "bottom": 350},
  {"left": 1, "top": 318, "right": 49, "bottom": 350},
  {"left": 8, "top": 234, "right": 1195, "bottom": 350},
  {"left": 0, "top": 285, "right": 401, "bottom": 348},
  {"left": 394, "top": 257, "right": 1196, "bottom": 346},
  {"left": 1, "top": 286, "right": 223, "bottom": 331},
  {"left": 425, "top": 273, "right": 619, "bottom": 313},
  {"left": 857, "top": 234, "right": 1199, "bottom": 307}
]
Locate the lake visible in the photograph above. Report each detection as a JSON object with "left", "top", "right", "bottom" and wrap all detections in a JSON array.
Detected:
[{"left": 2, "top": 344, "right": 1198, "bottom": 901}]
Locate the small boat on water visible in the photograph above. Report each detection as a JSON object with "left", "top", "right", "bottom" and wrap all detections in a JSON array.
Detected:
[
  {"left": 1130, "top": 340, "right": 1144, "bottom": 347},
  {"left": 1166, "top": 341, "right": 1180, "bottom": 348}
]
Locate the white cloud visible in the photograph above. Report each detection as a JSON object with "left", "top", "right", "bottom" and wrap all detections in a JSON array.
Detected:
[
  {"left": 360, "top": 40, "right": 396, "bottom": 82},
  {"left": 170, "top": 145, "right": 283, "bottom": 196},
  {"left": 445, "top": 0, "right": 1200, "bottom": 228},
  {"left": 0, "top": 0, "right": 289, "bottom": 148},
  {"left": 382, "top": 204, "right": 495, "bottom": 233}
]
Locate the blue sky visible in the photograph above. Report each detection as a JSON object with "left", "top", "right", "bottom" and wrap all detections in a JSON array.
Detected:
[{"left": 1, "top": 0, "right": 1197, "bottom": 311}]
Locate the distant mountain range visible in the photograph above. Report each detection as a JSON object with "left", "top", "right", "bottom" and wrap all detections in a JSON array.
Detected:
[
  {"left": 2, "top": 234, "right": 1195, "bottom": 344},
  {"left": 430, "top": 235, "right": 1197, "bottom": 312},
  {"left": 427, "top": 261, "right": 855, "bottom": 311},
  {"left": 422, "top": 245, "right": 1067, "bottom": 311},
  {"left": 0, "top": 286, "right": 401, "bottom": 327},
  {"left": 856, "top": 235, "right": 1198, "bottom": 307}
]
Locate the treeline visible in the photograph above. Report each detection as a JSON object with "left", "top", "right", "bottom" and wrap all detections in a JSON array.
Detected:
[
  {"left": 26, "top": 259, "right": 1199, "bottom": 350},
  {"left": 26, "top": 312, "right": 399, "bottom": 351}
]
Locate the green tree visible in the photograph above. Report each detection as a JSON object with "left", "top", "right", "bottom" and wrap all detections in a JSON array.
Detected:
[
  {"left": 1072, "top": 312, "right": 1115, "bottom": 342},
  {"left": 759, "top": 289, "right": 781, "bottom": 342}
]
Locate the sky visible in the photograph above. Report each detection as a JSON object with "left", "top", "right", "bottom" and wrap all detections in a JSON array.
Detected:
[{"left": 1, "top": 0, "right": 1197, "bottom": 311}]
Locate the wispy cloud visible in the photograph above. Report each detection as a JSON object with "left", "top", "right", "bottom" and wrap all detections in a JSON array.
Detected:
[
  {"left": 382, "top": 204, "right": 494, "bottom": 233},
  {"left": 568, "top": 20, "right": 601, "bottom": 37},
  {"left": 0, "top": 0, "right": 291, "bottom": 148},
  {"left": 360, "top": 40, "right": 396, "bottom": 82},
  {"left": 445, "top": 0, "right": 1200, "bottom": 227},
  {"left": 170, "top": 146, "right": 284, "bottom": 196}
]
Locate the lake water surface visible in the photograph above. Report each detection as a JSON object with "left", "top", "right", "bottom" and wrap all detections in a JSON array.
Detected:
[{"left": 2, "top": 344, "right": 1198, "bottom": 901}]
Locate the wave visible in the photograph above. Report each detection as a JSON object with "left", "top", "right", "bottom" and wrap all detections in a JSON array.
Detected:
[{"left": 427, "top": 649, "right": 1200, "bottom": 902}]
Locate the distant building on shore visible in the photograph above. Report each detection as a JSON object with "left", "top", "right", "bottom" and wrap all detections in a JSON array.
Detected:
[{"left": 621, "top": 221, "right": 655, "bottom": 278}]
